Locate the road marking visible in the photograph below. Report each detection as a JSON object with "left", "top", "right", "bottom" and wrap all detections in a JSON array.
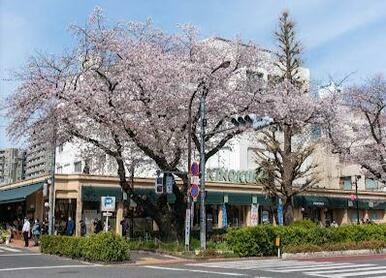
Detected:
[
  {"left": 0, "top": 253, "right": 41, "bottom": 257},
  {"left": 307, "top": 266, "right": 386, "bottom": 277},
  {"left": 273, "top": 263, "right": 373, "bottom": 272},
  {"left": 144, "top": 266, "right": 246, "bottom": 276},
  {"left": 0, "top": 264, "right": 101, "bottom": 272},
  {"left": 0, "top": 246, "right": 22, "bottom": 252}
]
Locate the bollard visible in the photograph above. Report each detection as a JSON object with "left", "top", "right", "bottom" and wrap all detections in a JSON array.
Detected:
[{"left": 275, "top": 236, "right": 281, "bottom": 258}]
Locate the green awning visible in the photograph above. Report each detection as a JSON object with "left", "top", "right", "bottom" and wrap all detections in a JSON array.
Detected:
[
  {"left": 82, "top": 186, "right": 123, "bottom": 202},
  {"left": 227, "top": 193, "right": 252, "bottom": 205},
  {"left": 206, "top": 192, "right": 223, "bottom": 204},
  {"left": 0, "top": 183, "right": 43, "bottom": 205},
  {"left": 294, "top": 195, "right": 348, "bottom": 208}
]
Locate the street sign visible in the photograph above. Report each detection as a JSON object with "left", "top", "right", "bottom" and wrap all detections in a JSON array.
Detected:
[
  {"left": 101, "top": 196, "right": 116, "bottom": 212},
  {"left": 165, "top": 174, "right": 174, "bottom": 194},
  {"left": 190, "top": 184, "right": 200, "bottom": 201},
  {"left": 191, "top": 176, "right": 199, "bottom": 185},
  {"left": 191, "top": 162, "right": 199, "bottom": 176},
  {"left": 102, "top": 212, "right": 113, "bottom": 217}
]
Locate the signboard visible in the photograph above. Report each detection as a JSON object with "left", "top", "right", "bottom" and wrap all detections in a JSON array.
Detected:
[
  {"left": 102, "top": 212, "right": 112, "bottom": 217},
  {"left": 221, "top": 204, "right": 228, "bottom": 228},
  {"left": 206, "top": 168, "right": 264, "bottom": 184},
  {"left": 191, "top": 176, "right": 200, "bottom": 185},
  {"left": 250, "top": 204, "right": 259, "bottom": 226},
  {"left": 165, "top": 174, "right": 174, "bottom": 194},
  {"left": 190, "top": 184, "right": 200, "bottom": 201},
  {"left": 101, "top": 196, "right": 116, "bottom": 212},
  {"left": 184, "top": 209, "right": 191, "bottom": 246}
]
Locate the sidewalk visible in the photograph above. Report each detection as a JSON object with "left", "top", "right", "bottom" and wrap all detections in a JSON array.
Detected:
[
  {"left": 8, "top": 239, "right": 40, "bottom": 252},
  {"left": 131, "top": 250, "right": 191, "bottom": 265}
]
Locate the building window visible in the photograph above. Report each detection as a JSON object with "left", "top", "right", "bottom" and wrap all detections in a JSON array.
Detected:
[
  {"left": 74, "top": 161, "right": 82, "bottom": 173},
  {"left": 365, "top": 178, "right": 377, "bottom": 191},
  {"left": 57, "top": 166, "right": 63, "bottom": 174},
  {"left": 340, "top": 176, "right": 352, "bottom": 190},
  {"left": 58, "top": 144, "right": 64, "bottom": 153},
  {"left": 247, "top": 148, "right": 258, "bottom": 170}
]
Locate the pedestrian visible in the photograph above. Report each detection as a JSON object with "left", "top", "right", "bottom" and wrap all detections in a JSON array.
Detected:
[
  {"left": 93, "top": 218, "right": 102, "bottom": 233},
  {"left": 31, "top": 219, "right": 41, "bottom": 246},
  {"left": 80, "top": 220, "right": 86, "bottom": 236},
  {"left": 65, "top": 217, "right": 75, "bottom": 236},
  {"left": 21, "top": 218, "right": 30, "bottom": 247},
  {"left": 120, "top": 216, "right": 129, "bottom": 238}
]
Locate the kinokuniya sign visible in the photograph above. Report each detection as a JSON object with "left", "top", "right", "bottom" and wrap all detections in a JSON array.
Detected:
[{"left": 206, "top": 168, "right": 264, "bottom": 184}]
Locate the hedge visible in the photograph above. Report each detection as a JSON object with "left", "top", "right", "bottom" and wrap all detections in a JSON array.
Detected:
[
  {"left": 41, "top": 232, "right": 129, "bottom": 262},
  {"left": 226, "top": 223, "right": 386, "bottom": 256}
]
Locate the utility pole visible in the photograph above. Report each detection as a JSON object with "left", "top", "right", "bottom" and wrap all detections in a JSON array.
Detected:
[
  {"left": 199, "top": 90, "right": 207, "bottom": 250},
  {"left": 354, "top": 175, "right": 361, "bottom": 225},
  {"left": 48, "top": 129, "right": 57, "bottom": 235}
]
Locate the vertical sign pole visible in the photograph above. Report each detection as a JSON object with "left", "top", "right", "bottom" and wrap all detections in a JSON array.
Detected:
[{"left": 199, "top": 93, "right": 206, "bottom": 250}]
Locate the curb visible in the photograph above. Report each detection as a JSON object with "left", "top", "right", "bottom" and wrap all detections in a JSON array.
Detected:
[{"left": 282, "top": 248, "right": 386, "bottom": 259}]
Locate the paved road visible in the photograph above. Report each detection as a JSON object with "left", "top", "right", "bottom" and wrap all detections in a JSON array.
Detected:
[{"left": 2, "top": 246, "right": 386, "bottom": 278}]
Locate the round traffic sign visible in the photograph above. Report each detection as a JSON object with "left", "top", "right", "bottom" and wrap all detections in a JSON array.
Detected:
[
  {"left": 190, "top": 184, "right": 200, "bottom": 200},
  {"left": 191, "top": 162, "right": 199, "bottom": 176}
]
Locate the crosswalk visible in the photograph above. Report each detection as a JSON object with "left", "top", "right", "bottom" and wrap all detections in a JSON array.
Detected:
[
  {"left": 187, "top": 259, "right": 386, "bottom": 277},
  {"left": 0, "top": 246, "right": 22, "bottom": 253}
]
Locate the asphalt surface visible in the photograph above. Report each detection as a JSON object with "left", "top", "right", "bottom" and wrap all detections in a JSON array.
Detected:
[{"left": 2, "top": 245, "right": 386, "bottom": 278}]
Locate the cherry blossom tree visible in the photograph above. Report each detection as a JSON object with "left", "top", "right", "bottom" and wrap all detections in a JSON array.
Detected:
[
  {"left": 254, "top": 11, "right": 322, "bottom": 224},
  {"left": 322, "top": 75, "right": 386, "bottom": 185},
  {"left": 6, "top": 8, "right": 264, "bottom": 240}
]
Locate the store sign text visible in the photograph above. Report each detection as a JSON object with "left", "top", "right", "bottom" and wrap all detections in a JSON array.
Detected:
[{"left": 206, "top": 168, "right": 264, "bottom": 184}]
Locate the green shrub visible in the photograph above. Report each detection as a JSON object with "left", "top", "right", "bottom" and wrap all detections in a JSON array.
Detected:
[
  {"left": 285, "top": 240, "right": 386, "bottom": 253},
  {"left": 41, "top": 232, "right": 129, "bottom": 262},
  {"left": 226, "top": 224, "right": 386, "bottom": 257}
]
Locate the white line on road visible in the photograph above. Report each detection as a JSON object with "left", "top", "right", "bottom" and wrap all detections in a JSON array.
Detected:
[
  {"left": 0, "top": 246, "right": 21, "bottom": 252},
  {"left": 273, "top": 263, "right": 373, "bottom": 272},
  {"left": 307, "top": 266, "right": 386, "bottom": 277},
  {"left": 0, "top": 253, "right": 41, "bottom": 257},
  {"left": 0, "top": 264, "right": 101, "bottom": 272},
  {"left": 144, "top": 266, "right": 247, "bottom": 276}
]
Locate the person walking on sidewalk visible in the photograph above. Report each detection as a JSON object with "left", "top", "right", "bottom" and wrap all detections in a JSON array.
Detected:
[
  {"left": 66, "top": 217, "right": 75, "bottom": 236},
  {"left": 22, "top": 218, "right": 30, "bottom": 247},
  {"left": 31, "top": 219, "right": 41, "bottom": 246}
]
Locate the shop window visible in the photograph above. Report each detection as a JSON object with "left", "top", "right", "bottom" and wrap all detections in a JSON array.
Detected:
[
  {"left": 340, "top": 176, "right": 352, "bottom": 190},
  {"left": 366, "top": 178, "right": 378, "bottom": 191},
  {"left": 74, "top": 161, "right": 82, "bottom": 173},
  {"left": 370, "top": 211, "right": 381, "bottom": 221}
]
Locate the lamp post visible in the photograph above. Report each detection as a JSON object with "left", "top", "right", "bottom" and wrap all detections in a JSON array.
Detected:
[
  {"left": 354, "top": 175, "right": 361, "bottom": 225},
  {"left": 198, "top": 61, "right": 231, "bottom": 250}
]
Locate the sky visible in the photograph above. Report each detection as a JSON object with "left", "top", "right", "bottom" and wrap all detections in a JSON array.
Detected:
[{"left": 1, "top": 0, "right": 386, "bottom": 148}]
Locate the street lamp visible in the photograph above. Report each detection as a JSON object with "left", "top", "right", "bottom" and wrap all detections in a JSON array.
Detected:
[
  {"left": 185, "top": 61, "right": 231, "bottom": 250},
  {"left": 353, "top": 175, "right": 361, "bottom": 225}
]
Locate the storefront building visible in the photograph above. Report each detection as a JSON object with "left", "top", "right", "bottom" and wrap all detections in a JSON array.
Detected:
[{"left": 2, "top": 173, "right": 386, "bottom": 237}]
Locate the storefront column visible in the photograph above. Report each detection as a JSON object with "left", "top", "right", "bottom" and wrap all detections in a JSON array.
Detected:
[
  {"left": 116, "top": 202, "right": 124, "bottom": 235},
  {"left": 217, "top": 206, "right": 223, "bottom": 228},
  {"left": 246, "top": 205, "right": 251, "bottom": 226},
  {"left": 293, "top": 208, "right": 302, "bottom": 221},
  {"left": 75, "top": 197, "right": 82, "bottom": 236},
  {"left": 321, "top": 208, "right": 326, "bottom": 226}
]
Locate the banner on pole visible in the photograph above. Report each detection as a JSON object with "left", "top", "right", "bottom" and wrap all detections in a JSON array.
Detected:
[{"left": 251, "top": 204, "right": 259, "bottom": 226}]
